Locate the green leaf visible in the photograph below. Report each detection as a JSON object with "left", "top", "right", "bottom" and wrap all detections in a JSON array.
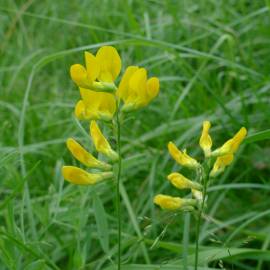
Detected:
[
  {"left": 179, "top": 247, "right": 270, "bottom": 266},
  {"left": 245, "top": 129, "right": 270, "bottom": 144},
  {"left": 93, "top": 193, "right": 109, "bottom": 253},
  {"left": 104, "top": 264, "right": 218, "bottom": 270},
  {"left": 24, "top": 260, "right": 46, "bottom": 270}
]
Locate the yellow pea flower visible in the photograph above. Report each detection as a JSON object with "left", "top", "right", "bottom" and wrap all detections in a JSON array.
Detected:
[
  {"left": 90, "top": 120, "right": 119, "bottom": 161},
  {"left": 153, "top": 194, "right": 197, "bottom": 210},
  {"left": 77, "top": 88, "right": 116, "bottom": 121},
  {"left": 66, "top": 138, "right": 111, "bottom": 170},
  {"left": 212, "top": 127, "right": 247, "bottom": 157},
  {"left": 168, "top": 142, "right": 200, "bottom": 169},
  {"left": 210, "top": 154, "right": 234, "bottom": 177},
  {"left": 70, "top": 46, "right": 121, "bottom": 88},
  {"left": 62, "top": 166, "right": 113, "bottom": 185},
  {"left": 116, "top": 66, "right": 160, "bottom": 111},
  {"left": 199, "top": 121, "right": 212, "bottom": 157},
  {"left": 167, "top": 172, "right": 202, "bottom": 190}
]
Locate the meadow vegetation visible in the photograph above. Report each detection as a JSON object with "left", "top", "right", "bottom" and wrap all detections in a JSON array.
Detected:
[{"left": 0, "top": 0, "right": 270, "bottom": 269}]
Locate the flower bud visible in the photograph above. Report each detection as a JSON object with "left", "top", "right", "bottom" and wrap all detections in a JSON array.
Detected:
[
  {"left": 62, "top": 166, "right": 113, "bottom": 185},
  {"left": 167, "top": 172, "right": 202, "bottom": 190},
  {"left": 168, "top": 142, "right": 200, "bottom": 169},
  {"left": 153, "top": 194, "right": 197, "bottom": 210}
]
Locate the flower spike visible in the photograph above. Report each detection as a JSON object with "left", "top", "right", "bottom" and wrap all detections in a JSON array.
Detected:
[
  {"left": 62, "top": 166, "right": 113, "bottom": 185},
  {"left": 66, "top": 138, "right": 111, "bottom": 170},
  {"left": 168, "top": 142, "right": 199, "bottom": 169},
  {"left": 199, "top": 121, "right": 212, "bottom": 157},
  {"left": 90, "top": 121, "right": 119, "bottom": 161}
]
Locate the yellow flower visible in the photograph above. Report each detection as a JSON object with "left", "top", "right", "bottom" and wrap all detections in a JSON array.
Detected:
[
  {"left": 90, "top": 121, "right": 118, "bottom": 161},
  {"left": 210, "top": 154, "right": 234, "bottom": 177},
  {"left": 75, "top": 88, "right": 116, "bottom": 121},
  {"left": 212, "top": 127, "right": 247, "bottom": 157},
  {"left": 116, "top": 66, "right": 160, "bottom": 111},
  {"left": 167, "top": 172, "right": 202, "bottom": 190},
  {"left": 70, "top": 46, "right": 121, "bottom": 88},
  {"left": 62, "top": 166, "right": 113, "bottom": 185},
  {"left": 70, "top": 46, "right": 120, "bottom": 121},
  {"left": 66, "top": 138, "right": 111, "bottom": 170},
  {"left": 168, "top": 142, "right": 199, "bottom": 169},
  {"left": 199, "top": 121, "right": 212, "bottom": 157},
  {"left": 153, "top": 194, "right": 197, "bottom": 210}
]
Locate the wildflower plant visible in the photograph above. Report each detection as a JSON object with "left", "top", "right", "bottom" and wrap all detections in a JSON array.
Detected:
[
  {"left": 154, "top": 121, "right": 247, "bottom": 270},
  {"left": 62, "top": 46, "right": 159, "bottom": 269}
]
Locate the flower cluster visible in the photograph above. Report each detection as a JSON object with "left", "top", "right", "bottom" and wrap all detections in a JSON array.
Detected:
[
  {"left": 62, "top": 46, "right": 160, "bottom": 185},
  {"left": 70, "top": 46, "right": 159, "bottom": 121},
  {"left": 154, "top": 121, "right": 247, "bottom": 211}
]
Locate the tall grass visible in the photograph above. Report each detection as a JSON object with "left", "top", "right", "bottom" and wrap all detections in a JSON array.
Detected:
[{"left": 0, "top": 0, "right": 270, "bottom": 269}]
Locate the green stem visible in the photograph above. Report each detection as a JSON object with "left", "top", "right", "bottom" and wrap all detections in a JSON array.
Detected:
[
  {"left": 116, "top": 108, "right": 122, "bottom": 270},
  {"left": 183, "top": 212, "right": 190, "bottom": 270},
  {"left": 194, "top": 170, "right": 208, "bottom": 270}
]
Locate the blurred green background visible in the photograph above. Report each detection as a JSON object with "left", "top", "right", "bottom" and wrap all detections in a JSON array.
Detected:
[{"left": 1, "top": 0, "right": 270, "bottom": 269}]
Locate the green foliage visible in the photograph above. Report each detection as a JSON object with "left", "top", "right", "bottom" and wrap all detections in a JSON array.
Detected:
[{"left": 0, "top": 0, "right": 270, "bottom": 269}]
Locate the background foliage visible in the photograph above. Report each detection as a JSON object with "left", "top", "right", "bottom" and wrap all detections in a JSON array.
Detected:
[{"left": 1, "top": 0, "right": 270, "bottom": 269}]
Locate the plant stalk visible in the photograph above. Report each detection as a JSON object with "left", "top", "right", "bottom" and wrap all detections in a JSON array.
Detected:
[
  {"left": 116, "top": 107, "right": 122, "bottom": 270},
  {"left": 194, "top": 169, "right": 208, "bottom": 270}
]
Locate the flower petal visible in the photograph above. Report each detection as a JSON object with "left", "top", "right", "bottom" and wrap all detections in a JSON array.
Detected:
[
  {"left": 230, "top": 127, "right": 247, "bottom": 153},
  {"left": 212, "top": 127, "right": 247, "bottom": 157},
  {"left": 128, "top": 67, "right": 147, "bottom": 100},
  {"left": 70, "top": 64, "right": 91, "bottom": 88},
  {"left": 146, "top": 77, "right": 159, "bottom": 102},
  {"left": 116, "top": 66, "right": 139, "bottom": 100},
  {"left": 199, "top": 121, "right": 212, "bottom": 157},
  {"left": 74, "top": 100, "right": 98, "bottom": 120},
  {"left": 96, "top": 46, "right": 121, "bottom": 82},
  {"left": 84, "top": 51, "right": 100, "bottom": 82},
  {"left": 97, "top": 92, "right": 116, "bottom": 120},
  {"left": 210, "top": 154, "right": 234, "bottom": 177},
  {"left": 122, "top": 68, "right": 147, "bottom": 111}
]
